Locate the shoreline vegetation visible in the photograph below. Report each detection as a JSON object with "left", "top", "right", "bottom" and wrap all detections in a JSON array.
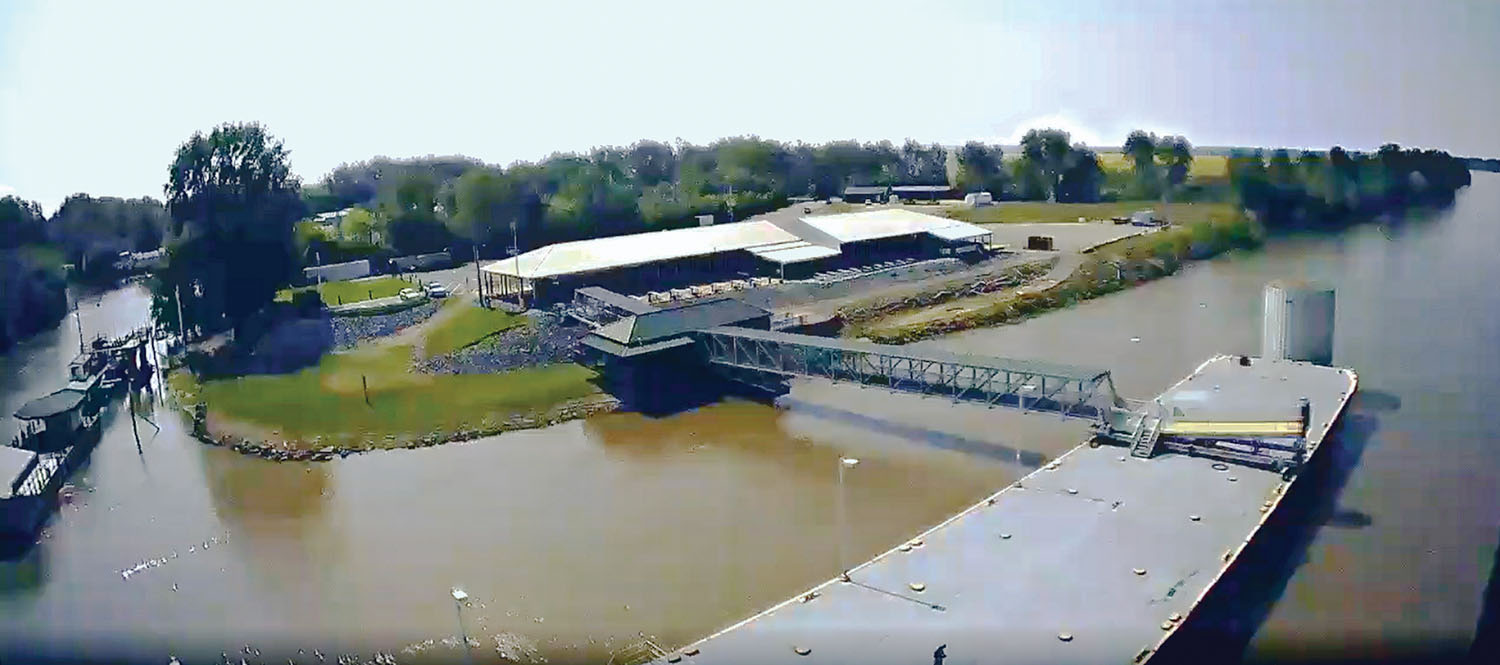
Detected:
[
  {"left": 6, "top": 120, "right": 1478, "bottom": 460},
  {"left": 173, "top": 298, "right": 606, "bottom": 458},
  {"left": 846, "top": 208, "right": 1261, "bottom": 344}
]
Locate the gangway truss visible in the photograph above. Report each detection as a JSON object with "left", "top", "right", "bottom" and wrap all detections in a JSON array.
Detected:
[{"left": 694, "top": 326, "right": 1121, "bottom": 421}]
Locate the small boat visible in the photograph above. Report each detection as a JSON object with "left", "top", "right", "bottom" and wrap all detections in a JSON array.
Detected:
[{"left": 2, "top": 379, "right": 104, "bottom": 540}]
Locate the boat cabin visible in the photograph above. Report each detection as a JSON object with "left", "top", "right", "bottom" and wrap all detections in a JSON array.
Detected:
[{"left": 13, "top": 388, "right": 96, "bottom": 453}]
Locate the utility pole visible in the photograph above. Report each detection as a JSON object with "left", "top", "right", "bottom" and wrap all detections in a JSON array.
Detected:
[
  {"left": 473, "top": 241, "right": 484, "bottom": 308},
  {"left": 128, "top": 389, "right": 142, "bottom": 454},
  {"left": 70, "top": 286, "right": 85, "bottom": 355},
  {"left": 174, "top": 284, "right": 186, "bottom": 345}
]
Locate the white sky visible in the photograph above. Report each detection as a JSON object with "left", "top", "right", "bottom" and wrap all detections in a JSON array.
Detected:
[{"left": 2, "top": 0, "right": 1497, "bottom": 214}]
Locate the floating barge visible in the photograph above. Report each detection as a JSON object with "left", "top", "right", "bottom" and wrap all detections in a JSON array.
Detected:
[
  {"left": 658, "top": 352, "right": 1356, "bottom": 665},
  {"left": 2, "top": 382, "right": 103, "bottom": 539},
  {"left": 0, "top": 330, "right": 143, "bottom": 540}
]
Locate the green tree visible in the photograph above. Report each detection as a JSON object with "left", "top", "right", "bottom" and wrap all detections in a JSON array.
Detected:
[
  {"left": 48, "top": 194, "right": 170, "bottom": 282},
  {"left": 1056, "top": 146, "right": 1104, "bottom": 202},
  {"left": 1019, "top": 128, "right": 1073, "bottom": 201},
  {"left": 1155, "top": 135, "right": 1193, "bottom": 218},
  {"left": 451, "top": 168, "right": 518, "bottom": 249},
  {"left": 339, "top": 207, "right": 381, "bottom": 244},
  {"left": 1122, "top": 130, "right": 1160, "bottom": 198},
  {"left": 0, "top": 195, "right": 48, "bottom": 248},
  {"left": 955, "top": 142, "right": 1006, "bottom": 194},
  {"left": 158, "top": 122, "right": 303, "bottom": 340}
]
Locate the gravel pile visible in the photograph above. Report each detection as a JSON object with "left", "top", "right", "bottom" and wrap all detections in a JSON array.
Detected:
[
  {"left": 416, "top": 312, "right": 588, "bottom": 374},
  {"left": 331, "top": 301, "right": 443, "bottom": 349}
]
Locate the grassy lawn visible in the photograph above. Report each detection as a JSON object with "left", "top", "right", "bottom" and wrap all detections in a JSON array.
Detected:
[
  {"left": 274, "top": 276, "right": 411, "bottom": 305},
  {"left": 172, "top": 344, "right": 599, "bottom": 441},
  {"left": 940, "top": 201, "right": 1239, "bottom": 225},
  {"left": 422, "top": 304, "right": 528, "bottom": 357}
]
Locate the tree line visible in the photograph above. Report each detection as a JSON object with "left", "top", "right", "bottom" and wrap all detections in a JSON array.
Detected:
[
  {"left": 1, "top": 119, "right": 1477, "bottom": 352},
  {"left": 0, "top": 193, "right": 171, "bottom": 351},
  {"left": 1227, "top": 144, "right": 1472, "bottom": 229}
]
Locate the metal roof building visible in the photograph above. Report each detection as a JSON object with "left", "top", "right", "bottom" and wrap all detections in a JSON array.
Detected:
[{"left": 481, "top": 209, "right": 991, "bottom": 306}]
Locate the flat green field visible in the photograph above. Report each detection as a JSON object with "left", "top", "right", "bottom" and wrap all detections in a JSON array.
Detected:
[
  {"left": 1005, "top": 151, "right": 1229, "bottom": 179},
  {"left": 422, "top": 304, "right": 528, "bottom": 357},
  {"left": 174, "top": 300, "right": 598, "bottom": 446},
  {"left": 1096, "top": 152, "right": 1228, "bottom": 179},
  {"left": 173, "top": 343, "right": 598, "bottom": 442},
  {"left": 940, "top": 201, "right": 1239, "bottom": 225},
  {"left": 275, "top": 276, "right": 410, "bottom": 305}
]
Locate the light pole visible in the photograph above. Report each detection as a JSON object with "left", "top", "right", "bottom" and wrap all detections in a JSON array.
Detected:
[
  {"left": 1020, "top": 384, "right": 1036, "bottom": 413},
  {"left": 836, "top": 456, "right": 859, "bottom": 581},
  {"left": 451, "top": 587, "right": 473, "bottom": 665}
]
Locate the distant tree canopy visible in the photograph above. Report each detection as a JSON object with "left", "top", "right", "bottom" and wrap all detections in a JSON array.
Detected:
[
  {"left": 1009, "top": 129, "right": 1103, "bottom": 203},
  {"left": 0, "top": 196, "right": 48, "bottom": 248},
  {"left": 954, "top": 142, "right": 1007, "bottom": 195},
  {"left": 0, "top": 195, "right": 68, "bottom": 352},
  {"left": 303, "top": 137, "right": 988, "bottom": 256},
  {"left": 1228, "top": 143, "right": 1471, "bottom": 228},
  {"left": 47, "top": 194, "right": 169, "bottom": 281},
  {"left": 157, "top": 122, "right": 303, "bottom": 339}
]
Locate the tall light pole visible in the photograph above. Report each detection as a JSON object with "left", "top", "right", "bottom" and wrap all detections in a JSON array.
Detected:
[
  {"left": 1020, "top": 384, "right": 1036, "bottom": 413},
  {"left": 836, "top": 456, "right": 860, "bottom": 581},
  {"left": 451, "top": 587, "right": 473, "bottom": 665}
]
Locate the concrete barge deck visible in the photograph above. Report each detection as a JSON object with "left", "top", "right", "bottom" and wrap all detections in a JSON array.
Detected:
[{"left": 664, "top": 355, "right": 1357, "bottom": 665}]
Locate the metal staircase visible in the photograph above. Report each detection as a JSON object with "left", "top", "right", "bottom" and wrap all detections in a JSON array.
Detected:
[
  {"left": 607, "top": 638, "right": 670, "bottom": 665},
  {"left": 1130, "top": 416, "right": 1162, "bottom": 459}
]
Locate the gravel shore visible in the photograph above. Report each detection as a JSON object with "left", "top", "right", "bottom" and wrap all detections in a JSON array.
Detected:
[
  {"left": 331, "top": 301, "right": 443, "bottom": 349},
  {"left": 415, "top": 312, "right": 587, "bottom": 374}
]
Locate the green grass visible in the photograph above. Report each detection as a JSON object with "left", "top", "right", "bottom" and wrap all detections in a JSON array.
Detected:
[
  {"left": 422, "top": 304, "right": 528, "bottom": 357},
  {"left": 940, "top": 201, "right": 1239, "bottom": 225},
  {"left": 173, "top": 344, "right": 599, "bottom": 441},
  {"left": 275, "top": 276, "right": 411, "bottom": 305}
]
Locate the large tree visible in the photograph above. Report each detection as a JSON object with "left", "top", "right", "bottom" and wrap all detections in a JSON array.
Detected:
[
  {"left": 1018, "top": 128, "right": 1074, "bottom": 201},
  {"left": 158, "top": 122, "right": 303, "bottom": 340},
  {"left": 955, "top": 142, "right": 1006, "bottom": 194},
  {"left": 450, "top": 167, "right": 519, "bottom": 251},
  {"left": 48, "top": 194, "right": 169, "bottom": 281},
  {"left": 1154, "top": 135, "right": 1193, "bottom": 219},
  {"left": 1122, "top": 130, "right": 1160, "bottom": 198}
]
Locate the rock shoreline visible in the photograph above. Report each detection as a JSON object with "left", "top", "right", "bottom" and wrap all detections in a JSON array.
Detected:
[{"left": 186, "top": 395, "right": 621, "bottom": 462}]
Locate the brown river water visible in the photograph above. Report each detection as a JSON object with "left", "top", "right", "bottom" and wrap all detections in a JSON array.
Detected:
[{"left": 2, "top": 174, "right": 1497, "bottom": 664}]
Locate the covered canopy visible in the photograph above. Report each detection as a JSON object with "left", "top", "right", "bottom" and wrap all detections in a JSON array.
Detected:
[{"left": 14, "top": 388, "right": 87, "bottom": 420}]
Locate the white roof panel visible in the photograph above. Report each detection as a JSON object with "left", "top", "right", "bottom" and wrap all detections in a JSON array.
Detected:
[
  {"left": 483, "top": 221, "right": 800, "bottom": 279},
  {"left": 801, "top": 208, "right": 989, "bottom": 244},
  {"left": 749, "top": 243, "right": 842, "bottom": 264}
]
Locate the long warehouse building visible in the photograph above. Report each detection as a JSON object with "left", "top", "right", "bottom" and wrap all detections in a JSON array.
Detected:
[{"left": 480, "top": 209, "right": 992, "bottom": 306}]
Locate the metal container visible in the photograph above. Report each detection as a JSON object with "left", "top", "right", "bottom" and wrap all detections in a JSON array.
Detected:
[{"left": 1262, "top": 281, "right": 1336, "bottom": 365}]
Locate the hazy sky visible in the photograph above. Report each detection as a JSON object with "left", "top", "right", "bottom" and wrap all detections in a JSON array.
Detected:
[{"left": 2, "top": 0, "right": 1497, "bottom": 213}]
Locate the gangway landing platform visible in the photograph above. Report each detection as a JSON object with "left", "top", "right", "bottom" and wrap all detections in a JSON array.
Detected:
[{"left": 659, "top": 355, "right": 1357, "bottom": 665}]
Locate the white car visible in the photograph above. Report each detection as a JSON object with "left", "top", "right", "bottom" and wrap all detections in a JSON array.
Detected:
[
  {"left": 398, "top": 288, "right": 424, "bottom": 301},
  {"left": 424, "top": 282, "right": 449, "bottom": 298}
]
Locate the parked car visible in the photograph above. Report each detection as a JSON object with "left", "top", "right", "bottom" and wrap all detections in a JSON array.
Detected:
[
  {"left": 424, "top": 281, "right": 449, "bottom": 298},
  {"left": 398, "top": 287, "right": 424, "bottom": 301}
]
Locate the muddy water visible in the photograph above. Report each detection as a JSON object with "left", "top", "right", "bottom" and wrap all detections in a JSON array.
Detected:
[
  {"left": 3, "top": 175, "right": 1498, "bottom": 664},
  {"left": 925, "top": 173, "right": 1500, "bottom": 660},
  {"left": 0, "top": 286, "right": 1084, "bottom": 664}
]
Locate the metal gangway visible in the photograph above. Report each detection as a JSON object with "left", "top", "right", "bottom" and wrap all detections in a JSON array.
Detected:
[{"left": 693, "top": 326, "right": 1124, "bottom": 421}]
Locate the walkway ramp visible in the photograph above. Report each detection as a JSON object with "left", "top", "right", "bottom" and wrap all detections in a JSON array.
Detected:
[{"left": 694, "top": 326, "right": 1119, "bottom": 420}]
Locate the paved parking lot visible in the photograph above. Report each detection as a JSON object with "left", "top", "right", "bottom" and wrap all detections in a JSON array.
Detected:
[{"left": 982, "top": 222, "right": 1152, "bottom": 253}]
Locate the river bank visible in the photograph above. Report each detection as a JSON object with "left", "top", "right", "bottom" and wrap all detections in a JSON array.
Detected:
[
  {"left": 850, "top": 212, "right": 1262, "bottom": 343},
  {"left": 172, "top": 298, "right": 605, "bottom": 457}
]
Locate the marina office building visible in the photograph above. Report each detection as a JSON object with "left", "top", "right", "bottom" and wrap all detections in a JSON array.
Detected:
[{"left": 480, "top": 209, "right": 992, "bottom": 306}]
